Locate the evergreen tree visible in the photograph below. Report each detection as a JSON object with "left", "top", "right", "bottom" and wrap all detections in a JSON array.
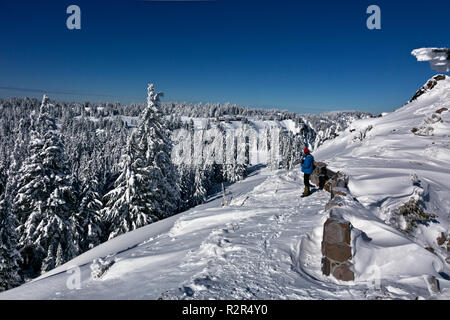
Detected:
[
  {"left": 192, "top": 168, "right": 208, "bottom": 205},
  {"left": 76, "top": 160, "right": 104, "bottom": 249},
  {"left": 12, "top": 95, "right": 79, "bottom": 274},
  {"left": 177, "top": 164, "right": 195, "bottom": 209},
  {"left": 0, "top": 195, "right": 22, "bottom": 291},
  {"left": 102, "top": 84, "right": 181, "bottom": 240},
  {"left": 55, "top": 243, "right": 64, "bottom": 267},
  {"left": 0, "top": 160, "right": 6, "bottom": 196}
]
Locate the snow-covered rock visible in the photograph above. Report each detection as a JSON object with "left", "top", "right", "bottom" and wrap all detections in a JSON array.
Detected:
[{"left": 412, "top": 48, "right": 450, "bottom": 72}]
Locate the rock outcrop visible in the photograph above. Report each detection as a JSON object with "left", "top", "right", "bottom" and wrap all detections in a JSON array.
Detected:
[
  {"left": 436, "top": 232, "right": 450, "bottom": 256},
  {"left": 409, "top": 74, "right": 447, "bottom": 103},
  {"left": 437, "top": 232, "right": 446, "bottom": 246}
]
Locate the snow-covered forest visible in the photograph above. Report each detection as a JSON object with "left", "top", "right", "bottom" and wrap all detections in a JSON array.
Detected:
[
  {"left": 2, "top": 75, "right": 449, "bottom": 300},
  {"left": 0, "top": 84, "right": 371, "bottom": 291}
]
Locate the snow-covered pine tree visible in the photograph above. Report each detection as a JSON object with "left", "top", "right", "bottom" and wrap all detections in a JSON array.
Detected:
[
  {"left": 177, "top": 164, "right": 196, "bottom": 209},
  {"left": 275, "top": 129, "right": 305, "bottom": 170},
  {"left": 55, "top": 243, "right": 64, "bottom": 267},
  {"left": 4, "top": 117, "right": 31, "bottom": 198},
  {"left": 222, "top": 133, "right": 247, "bottom": 183},
  {"left": 267, "top": 128, "right": 280, "bottom": 170},
  {"left": 192, "top": 168, "right": 208, "bottom": 205},
  {"left": 0, "top": 195, "right": 22, "bottom": 291},
  {"left": 289, "top": 133, "right": 304, "bottom": 169},
  {"left": 0, "top": 156, "right": 6, "bottom": 196},
  {"left": 102, "top": 84, "right": 181, "bottom": 240},
  {"left": 12, "top": 95, "right": 80, "bottom": 274},
  {"left": 75, "top": 159, "right": 104, "bottom": 250}
]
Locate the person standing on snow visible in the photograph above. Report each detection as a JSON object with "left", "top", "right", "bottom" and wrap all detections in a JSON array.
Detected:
[{"left": 301, "top": 147, "right": 314, "bottom": 197}]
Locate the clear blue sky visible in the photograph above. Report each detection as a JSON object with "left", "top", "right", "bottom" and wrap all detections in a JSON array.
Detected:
[{"left": 0, "top": 0, "right": 449, "bottom": 114}]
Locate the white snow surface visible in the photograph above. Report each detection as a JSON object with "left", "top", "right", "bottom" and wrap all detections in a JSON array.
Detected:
[
  {"left": 2, "top": 76, "right": 450, "bottom": 300},
  {"left": 1, "top": 167, "right": 353, "bottom": 300},
  {"left": 2, "top": 165, "right": 448, "bottom": 299},
  {"left": 315, "top": 75, "right": 450, "bottom": 298}
]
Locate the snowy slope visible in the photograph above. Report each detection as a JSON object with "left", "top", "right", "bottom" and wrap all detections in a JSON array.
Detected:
[
  {"left": 1, "top": 165, "right": 446, "bottom": 300},
  {"left": 0, "top": 167, "right": 341, "bottom": 299},
  {"left": 314, "top": 75, "right": 450, "bottom": 296},
  {"left": 315, "top": 75, "right": 450, "bottom": 236},
  {"left": 1, "top": 76, "right": 449, "bottom": 300}
]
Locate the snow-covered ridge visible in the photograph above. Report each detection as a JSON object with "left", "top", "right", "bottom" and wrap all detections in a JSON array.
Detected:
[
  {"left": 314, "top": 75, "right": 450, "bottom": 297},
  {"left": 409, "top": 74, "right": 447, "bottom": 103},
  {"left": 1, "top": 75, "right": 449, "bottom": 299}
]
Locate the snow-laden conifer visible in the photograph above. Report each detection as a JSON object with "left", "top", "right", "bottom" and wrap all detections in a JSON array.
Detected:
[
  {"left": 0, "top": 195, "right": 22, "bottom": 291},
  {"left": 12, "top": 95, "right": 79, "bottom": 274},
  {"left": 102, "top": 84, "right": 181, "bottom": 240}
]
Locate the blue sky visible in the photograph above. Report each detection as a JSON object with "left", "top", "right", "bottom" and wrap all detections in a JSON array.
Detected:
[{"left": 0, "top": 0, "right": 448, "bottom": 114}]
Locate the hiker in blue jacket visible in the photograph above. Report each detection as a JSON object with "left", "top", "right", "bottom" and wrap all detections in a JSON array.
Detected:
[{"left": 301, "top": 147, "right": 314, "bottom": 197}]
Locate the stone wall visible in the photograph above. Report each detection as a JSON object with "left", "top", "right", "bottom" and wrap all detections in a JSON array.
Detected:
[
  {"left": 313, "top": 162, "right": 355, "bottom": 281},
  {"left": 321, "top": 193, "right": 355, "bottom": 281}
]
